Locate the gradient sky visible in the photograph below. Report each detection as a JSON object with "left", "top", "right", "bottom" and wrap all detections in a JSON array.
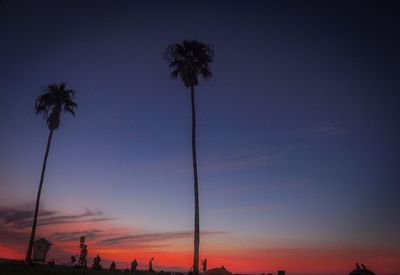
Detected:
[{"left": 1, "top": 1, "right": 400, "bottom": 274}]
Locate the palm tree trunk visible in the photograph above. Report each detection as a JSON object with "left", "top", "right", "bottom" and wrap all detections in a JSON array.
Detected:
[
  {"left": 25, "top": 129, "right": 54, "bottom": 263},
  {"left": 191, "top": 86, "right": 200, "bottom": 275}
]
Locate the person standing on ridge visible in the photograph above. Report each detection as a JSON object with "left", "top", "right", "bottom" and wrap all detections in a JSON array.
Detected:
[
  {"left": 149, "top": 258, "right": 154, "bottom": 272},
  {"left": 202, "top": 258, "right": 207, "bottom": 273},
  {"left": 110, "top": 261, "right": 116, "bottom": 271},
  {"left": 131, "top": 259, "right": 138, "bottom": 272}
]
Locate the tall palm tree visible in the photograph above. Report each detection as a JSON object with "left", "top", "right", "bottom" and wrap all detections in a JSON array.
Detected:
[
  {"left": 25, "top": 83, "right": 77, "bottom": 263},
  {"left": 164, "top": 40, "right": 214, "bottom": 275}
]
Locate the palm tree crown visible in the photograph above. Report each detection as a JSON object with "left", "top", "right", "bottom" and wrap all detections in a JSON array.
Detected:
[
  {"left": 35, "top": 83, "right": 77, "bottom": 130},
  {"left": 164, "top": 39, "right": 214, "bottom": 88}
]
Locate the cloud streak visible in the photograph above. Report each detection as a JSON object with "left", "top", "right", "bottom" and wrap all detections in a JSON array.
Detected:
[
  {"left": 100, "top": 231, "right": 228, "bottom": 246},
  {"left": 51, "top": 229, "right": 104, "bottom": 242},
  {"left": 290, "top": 120, "right": 346, "bottom": 138},
  {"left": 203, "top": 152, "right": 283, "bottom": 171},
  {"left": 214, "top": 203, "right": 282, "bottom": 215},
  {"left": 313, "top": 120, "right": 345, "bottom": 136},
  {"left": 0, "top": 205, "right": 113, "bottom": 229},
  {"left": 0, "top": 228, "right": 29, "bottom": 248}
]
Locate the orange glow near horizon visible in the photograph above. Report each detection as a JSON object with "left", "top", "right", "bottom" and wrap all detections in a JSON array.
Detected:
[{"left": 1, "top": 239, "right": 400, "bottom": 274}]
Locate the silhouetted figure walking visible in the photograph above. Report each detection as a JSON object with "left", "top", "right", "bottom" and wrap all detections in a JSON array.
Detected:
[
  {"left": 110, "top": 261, "right": 116, "bottom": 271},
  {"left": 149, "top": 257, "right": 154, "bottom": 272},
  {"left": 202, "top": 258, "right": 207, "bottom": 273},
  {"left": 131, "top": 259, "right": 138, "bottom": 272},
  {"left": 92, "top": 254, "right": 102, "bottom": 270}
]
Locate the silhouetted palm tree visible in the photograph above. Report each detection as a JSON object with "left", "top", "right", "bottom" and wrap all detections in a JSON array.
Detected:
[
  {"left": 25, "top": 83, "right": 77, "bottom": 263},
  {"left": 164, "top": 40, "right": 214, "bottom": 275}
]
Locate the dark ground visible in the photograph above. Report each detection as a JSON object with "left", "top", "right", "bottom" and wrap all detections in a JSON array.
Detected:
[{"left": 0, "top": 261, "right": 174, "bottom": 275}]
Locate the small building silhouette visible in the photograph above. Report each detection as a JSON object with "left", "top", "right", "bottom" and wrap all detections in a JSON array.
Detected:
[
  {"left": 33, "top": 238, "right": 53, "bottom": 262},
  {"left": 349, "top": 263, "right": 376, "bottom": 275},
  {"left": 205, "top": 267, "right": 232, "bottom": 275},
  {"left": 277, "top": 271, "right": 285, "bottom": 275}
]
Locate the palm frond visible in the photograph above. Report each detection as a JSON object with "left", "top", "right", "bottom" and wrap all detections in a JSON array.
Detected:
[
  {"left": 164, "top": 39, "right": 214, "bottom": 88},
  {"left": 35, "top": 83, "right": 77, "bottom": 130}
]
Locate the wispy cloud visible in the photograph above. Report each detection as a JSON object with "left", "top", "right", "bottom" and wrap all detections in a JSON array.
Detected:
[
  {"left": 51, "top": 229, "right": 104, "bottom": 242},
  {"left": 313, "top": 120, "right": 345, "bottom": 136},
  {"left": 292, "top": 120, "right": 345, "bottom": 137},
  {"left": 0, "top": 207, "right": 56, "bottom": 225},
  {"left": 0, "top": 205, "right": 113, "bottom": 229},
  {"left": 214, "top": 203, "right": 282, "bottom": 215},
  {"left": 100, "top": 231, "right": 228, "bottom": 246},
  {"left": 0, "top": 227, "right": 29, "bottom": 248},
  {"left": 203, "top": 152, "right": 283, "bottom": 171},
  {"left": 209, "top": 179, "right": 309, "bottom": 196}
]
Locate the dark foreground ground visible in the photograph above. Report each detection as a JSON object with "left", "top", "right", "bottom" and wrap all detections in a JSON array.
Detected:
[{"left": 0, "top": 261, "right": 172, "bottom": 275}]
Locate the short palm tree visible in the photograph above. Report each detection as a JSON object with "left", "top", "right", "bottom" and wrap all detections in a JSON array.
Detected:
[
  {"left": 164, "top": 40, "right": 214, "bottom": 275},
  {"left": 25, "top": 83, "right": 77, "bottom": 263}
]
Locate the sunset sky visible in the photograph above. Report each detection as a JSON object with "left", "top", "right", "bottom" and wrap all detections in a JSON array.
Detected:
[{"left": 0, "top": 1, "right": 400, "bottom": 274}]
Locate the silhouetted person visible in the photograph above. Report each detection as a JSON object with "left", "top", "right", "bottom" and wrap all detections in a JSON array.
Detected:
[
  {"left": 361, "top": 264, "right": 366, "bottom": 270},
  {"left": 202, "top": 258, "right": 207, "bottom": 273},
  {"left": 70, "top": 255, "right": 76, "bottom": 265},
  {"left": 92, "top": 254, "right": 102, "bottom": 270},
  {"left": 149, "top": 257, "right": 154, "bottom": 272},
  {"left": 356, "top": 263, "right": 361, "bottom": 270},
  {"left": 110, "top": 261, "right": 116, "bottom": 271},
  {"left": 79, "top": 245, "right": 87, "bottom": 267},
  {"left": 131, "top": 259, "right": 138, "bottom": 272}
]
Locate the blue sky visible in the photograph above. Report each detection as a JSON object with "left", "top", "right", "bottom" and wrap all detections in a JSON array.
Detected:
[{"left": 0, "top": 1, "right": 399, "bottom": 273}]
